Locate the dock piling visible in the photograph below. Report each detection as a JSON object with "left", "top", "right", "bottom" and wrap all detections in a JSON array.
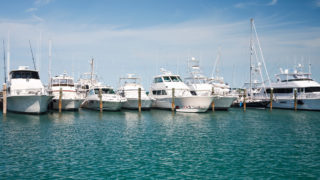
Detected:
[
  {"left": 3, "top": 84, "right": 7, "bottom": 115},
  {"left": 99, "top": 88, "right": 103, "bottom": 112},
  {"left": 211, "top": 87, "right": 215, "bottom": 111},
  {"left": 294, "top": 88, "right": 297, "bottom": 111},
  {"left": 270, "top": 88, "right": 273, "bottom": 111},
  {"left": 138, "top": 88, "right": 141, "bottom": 112},
  {"left": 59, "top": 87, "right": 62, "bottom": 113},
  {"left": 243, "top": 89, "right": 246, "bottom": 112},
  {"left": 171, "top": 88, "right": 175, "bottom": 112}
]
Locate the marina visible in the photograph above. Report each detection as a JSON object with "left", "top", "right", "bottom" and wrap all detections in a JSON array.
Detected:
[{"left": 1, "top": 0, "right": 320, "bottom": 179}]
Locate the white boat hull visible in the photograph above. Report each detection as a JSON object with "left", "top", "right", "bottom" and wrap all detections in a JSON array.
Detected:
[
  {"left": 152, "top": 96, "right": 214, "bottom": 113},
  {"left": 268, "top": 98, "right": 320, "bottom": 111},
  {"left": 213, "top": 96, "right": 237, "bottom": 110},
  {"left": 7, "top": 95, "right": 53, "bottom": 114},
  {"left": 82, "top": 100, "right": 122, "bottom": 111},
  {"left": 122, "top": 98, "right": 153, "bottom": 110},
  {"left": 52, "top": 98, "right": 84, "bottom": 110}
]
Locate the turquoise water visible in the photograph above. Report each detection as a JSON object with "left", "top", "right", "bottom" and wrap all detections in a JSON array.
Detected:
[{"left": 0, "top": 108, "right": 319, "bottom": 179}]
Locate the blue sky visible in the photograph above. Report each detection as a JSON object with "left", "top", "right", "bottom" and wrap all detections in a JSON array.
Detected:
[{"left": 1, "top": 0, "right": 320, "bottom": 88}]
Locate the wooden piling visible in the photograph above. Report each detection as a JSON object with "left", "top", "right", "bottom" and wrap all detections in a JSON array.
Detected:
[
  {"left": 211, "top": 87, "right": 215, "bottom": 111},
  {"left": 59, "top": 87, "right": 62, "bottom": 113},
  {"left": 171, "top": 88, "right": 175, "bottom": 112},
  {"left": 138, "top": 88, "right": 141, "bottom": 112},
  {"left": 3, "top": 84, "right": 7, "bottom": 115},
  {"left": 99, "top": 88, "right": 103, "bottom": 112},
  {"left": 270, "top": 88, "right": 273, "bottom": 111},
  {"left": 294, "top": 88, "right": 297, "bottom": 111},
  {"left": 243, "top": 89, "right": 246, "bottom": 112}
]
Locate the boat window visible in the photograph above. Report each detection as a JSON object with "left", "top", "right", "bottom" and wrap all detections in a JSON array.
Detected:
[
  {"left": 190, "top": 91, "right": 197, "bottom": 96},
  {"left": 102, "top": 88, "right": 115, "bottom": 94},
  {"left": 68, "top": 79, "right": 74, "bottom": 85},
  {"left": 170, "top": 76, "right": 180, "bottom": 82},
  {"left": 305, "top": 87, "right": 320, "bottom": 93},
  {"left": 59, "top": 79, "right": 67, "bottom": 85},
  {"left": 152, "top": 90, "right": 157, "bottom": 95},
  {"left": 161, "top": 90, "right": 167, "bottom": 95},
  {"left": 11, "top": 71, "right": 40, "bottom": 79},
  {"left": 154, "top": 77, "right": 163, "bottom": 83},
  {"left": 266, "top": 88, "right": 293, "bottom": 93},
  {"left": 163, "top": 76, "right": 171, "bottom": 82},
  {"left": 177, "top": 76, "right": 182, "bottom": 82},
  {"left": 156, "top": 90, "right": 161, "bottom": 95}
]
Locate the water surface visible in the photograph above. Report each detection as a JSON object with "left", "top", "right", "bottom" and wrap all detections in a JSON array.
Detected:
[{"left": 0, "top": 108, "right": 319, "bottom": 179}]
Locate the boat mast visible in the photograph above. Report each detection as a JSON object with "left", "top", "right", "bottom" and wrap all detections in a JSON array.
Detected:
[
  {"left": 48, "top": 40, "right": 52, "bottom": 88},
  {"left": 90, "top": 58, "right": 94, "bottom": 86},
  {"left": 3, "top": 40, "right": 6, "bottom": 83},
  {"left": 28, "top": 40, "right": 37, "bottom": 70},
  {"left": 249, "top": 18, "right": 253, "bottom": 98},
  {"left": 7, "top": 32, "right": 10, "bottom": 82}
]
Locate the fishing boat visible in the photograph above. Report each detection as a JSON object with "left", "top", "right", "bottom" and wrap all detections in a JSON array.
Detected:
[
  {"left": 49, "top": 73, "right": 84, "bottom": 110},
  {"left": 262, "top": 64, "right": 320, "bottom": 110},
  {"left": 82, "top": 85, "right": 127, "bottom": 111},
  {"left": 6, "top": 66, "right": 53, "bottom": 113},
  {"left": 149, "top": 68, "right": 213, "bottom": 112},
  {"left": 117, "top": 74, "right": 153, "bottom": 110}
]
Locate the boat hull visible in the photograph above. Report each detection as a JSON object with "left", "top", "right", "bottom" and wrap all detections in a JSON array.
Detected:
[
  {"left": 52, "top": 98, "right": 84, "bottom": 110},
  {"left": 7, "top": 95, "right": 53, "bottom": 114},
  {"left": 82, "top": 100, "right": 122, "bottom": 111},
  {"left": 152, "top": 96, "right": 214, "bottom": 113},
  {"left": 268, "top": 98, "right": 320, "bottom": 111},
  {"left": 213, "top": 96, "right": 237, "bottom": 110},
  {"left": 122, "top": 98, "right": 152, "bottom": 110}
]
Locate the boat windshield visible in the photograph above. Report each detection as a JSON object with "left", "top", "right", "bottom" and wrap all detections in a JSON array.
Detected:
[
  {"left": 11, "top": 71, "right": 40, "bottom": 79},
  {"left": 170, "top": 76, "right": 181, "bottom": 82},
  {"left": 94, "top": 88, "right": 115, "bottom": 94},
  {"left": 163, "top": 76, "right": 171, "bottom": 82},
  {"left": 154, "top": 77, "right": 163, "bottom": 83}
]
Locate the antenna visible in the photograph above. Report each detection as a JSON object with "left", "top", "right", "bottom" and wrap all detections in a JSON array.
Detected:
[
  {"left": 48, "top": 39, "right": 52, "bottom": 88},
  {"left": 3, "top": 40, "right": 6, "bottom": 83},
  {"left": 28, "top": 40, "right": 37, "bottom": 70}
]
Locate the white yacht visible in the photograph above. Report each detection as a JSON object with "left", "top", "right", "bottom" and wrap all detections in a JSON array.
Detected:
[
  {"left": 149, "top": 68, "right": 213, "bottom": 113},
  {"left": 207, "top": 77, "right": 237, "bottom": 110},
  {"left": 185, "top": 57, "right": 236, "bottom": 110},
  {"left": 49, "top": 73, "right": 84, "bottom": 110},
  {"left": 82, "top": 85, "right": 127, "bottom": 111},
  {"left": 117, "top": 74, "right": 153, "bottom": 110},
  {"left": 6, "top": 66, "right": 53, "bottom": 113},
  {"left": 262, "top": 64, "right": 320, "bottom": 111}
]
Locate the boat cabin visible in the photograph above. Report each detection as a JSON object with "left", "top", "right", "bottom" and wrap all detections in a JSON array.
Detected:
[{"left": 89, "top": 87, "right": 115, "bottom": 95}]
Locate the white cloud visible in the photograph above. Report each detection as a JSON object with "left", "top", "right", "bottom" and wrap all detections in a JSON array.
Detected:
[
  {"left": 268, "top": 0, "right": 278, "bottom": 6},
  {"left": 0, "top": 17, "right": 319, "bottom": 87},
  {"left": 25, "top": 7, "right": 38, "bottom": 12},
  {"left": 316, "top": 0, "right": 320, "bottom": 7},
  {"left": 34, "top": 0, "right": 53, "bottom": 6}
]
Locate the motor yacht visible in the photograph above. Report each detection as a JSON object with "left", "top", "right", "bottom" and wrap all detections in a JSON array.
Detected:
[
  {"left": 82, "top": 85, "right": 127, "bottom": 111},
  {"left": 117, "top": 74, "right": 153, "bottom": 110},
  {"left": 49, "top": 73, "right": 84, "bottom": 110},
  {"left": 262, "top": 64, "right": 320, "bottom": 110},
  {"left": 149, "top": 68, "right": 213, "bottom": 112},
  {"left": 6, "top": 66, "right": 53, "bottom": 113}
]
